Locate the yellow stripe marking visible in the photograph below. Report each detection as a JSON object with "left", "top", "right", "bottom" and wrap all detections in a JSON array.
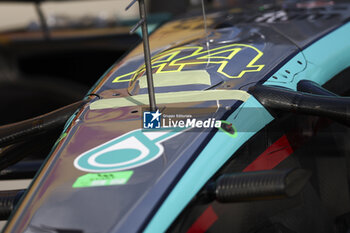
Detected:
[{"left": 90, "top": 90, "right": 250, "bottom": 110}]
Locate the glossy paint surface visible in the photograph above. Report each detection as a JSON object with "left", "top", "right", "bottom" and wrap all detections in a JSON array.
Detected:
[{"left": 4, "top": 3, "right": 350, "bottom": 233}]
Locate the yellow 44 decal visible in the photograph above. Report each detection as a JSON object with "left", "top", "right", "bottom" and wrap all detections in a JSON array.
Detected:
[{"left": 113, "top": 44, "right": 265, "bottom": 83}]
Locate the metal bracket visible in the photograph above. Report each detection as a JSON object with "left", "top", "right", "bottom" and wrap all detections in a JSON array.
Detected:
[{"left": 126, "top": 0, "right": 157, "bottom": 111}]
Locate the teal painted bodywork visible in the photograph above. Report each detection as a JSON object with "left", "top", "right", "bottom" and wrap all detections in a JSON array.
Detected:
[
  {"left": 145, "top": 22, "right": 350, "bottom": 233},
  {"left": 145, "top": 96, "right": 274, "bottom": 233},
  {"left": 264, "top": 23, "right": 350, "bottom": 90}
]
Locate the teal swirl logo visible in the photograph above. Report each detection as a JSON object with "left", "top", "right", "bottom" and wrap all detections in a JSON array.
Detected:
[{"left": 74, "top": 129, "right": 183, "bottom": 172}]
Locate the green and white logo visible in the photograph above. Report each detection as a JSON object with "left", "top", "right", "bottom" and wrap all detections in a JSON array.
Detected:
[
  {"left": 74, "top": 128, "right": 183, "bottom": 172},
  {"left": 73, "top": 171, "right": 134, "bottom": 188}
]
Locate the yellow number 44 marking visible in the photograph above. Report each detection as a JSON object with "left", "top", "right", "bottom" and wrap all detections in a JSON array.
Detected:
[{"left": 113, "top": 44, "right": 265, "bottom": 83}]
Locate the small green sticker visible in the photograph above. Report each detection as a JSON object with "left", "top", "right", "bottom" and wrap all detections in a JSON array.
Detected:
[
  {"left": 219, "top": 120, "right": 238, "bottom": 138},
  {"left": 73, "top": 171, "right": 133, "bottom": 188}
]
